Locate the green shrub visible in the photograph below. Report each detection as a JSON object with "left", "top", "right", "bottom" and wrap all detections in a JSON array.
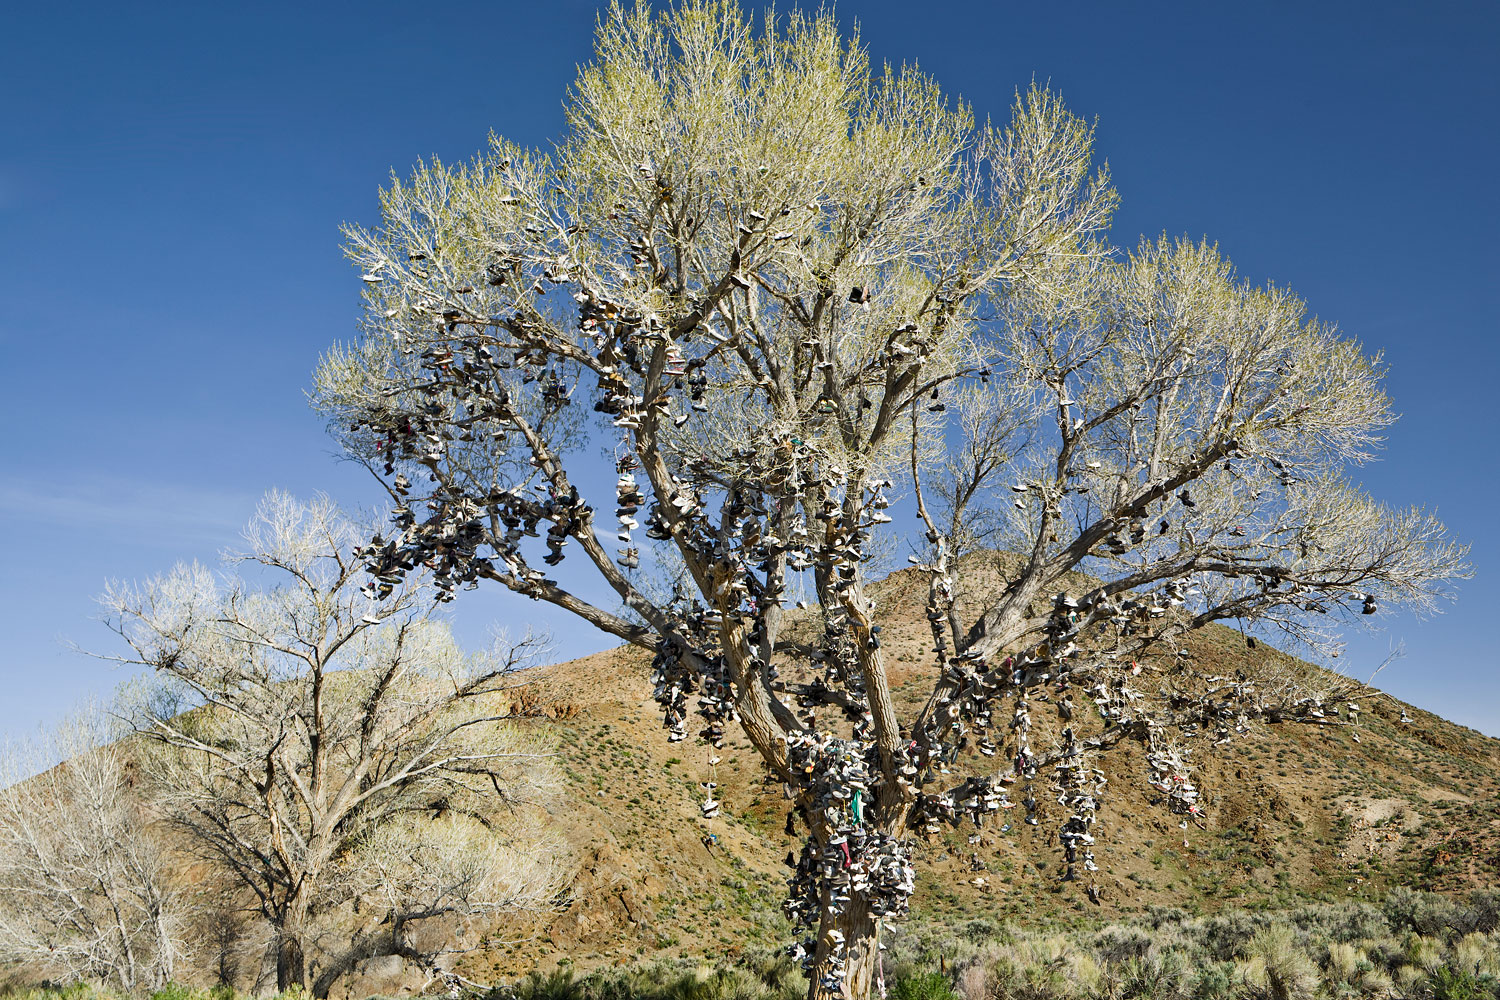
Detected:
[
  {"left": 1294, "top": 903, "right": 1388, "bottom": 943},
  {"left": 890, "top": 972, "right": 960, "bottom": 1000},
  {"left": 507, "top": 968, "right": 582, "bottom": 1000},
  {"left": 1187, "top": 961, "right": 1238, "bottom": 1000},
  {"left": 1431, "top": 965, "right": 1499, "bottom": 1000},
  {"left": 1199, "top": 911, "right": 1275, "bottom": 962},
  {"left": 147, "top": 985, "right": 197, "bottom": 1000}
]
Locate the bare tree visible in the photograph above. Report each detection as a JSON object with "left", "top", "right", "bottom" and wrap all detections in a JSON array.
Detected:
[
  {"left": 312, "top": 4, "right": 1469, "bottom": 997},
  {"left": 0, "top": 709, "right": 179, "bottom": 993},
  {"left": 311, "top": 812, "right": 563, "bottom": 997},
  {"left": 101, "top": 492, "right": 566, "bottom": 996}
]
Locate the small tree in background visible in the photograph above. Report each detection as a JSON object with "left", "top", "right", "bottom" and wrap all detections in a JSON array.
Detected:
[
  {"left": 102, "top": 492, "right": 567, "bottom": 996},
  {"left": 0, "top": 709, "right": 180, "bottom": 993},
  {"left": 314, "top": 3, "right": 1468, "bottom": 996}
]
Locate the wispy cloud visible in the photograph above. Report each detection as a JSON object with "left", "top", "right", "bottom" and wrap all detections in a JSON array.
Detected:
[{"left": 0, "top": 474, "right": 258, "bottom": 549}]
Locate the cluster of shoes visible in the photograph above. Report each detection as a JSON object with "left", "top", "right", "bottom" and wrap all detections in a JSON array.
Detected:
[
  {"left": 593, "top": 306, "right": 714, "bottom": 430},
  {"left": 1053, "top": 728, "right": 1105, "bottom": 881},
  {"left": 802, "top": 606, "right": 875, "bottom": 738},
  {"left": 786, "top": 732, "right": 875, "bottom": 828},
  {"left": 581, "top": 293, "right": 696, "bottom": 430},
  {"left": 651, "top": 642, "right": 693, "bottom": 745},
  {"left": 409, "top": 334, "right": 582, "bottom": 445},
  {"left": 649, "top": 633, "right": 738, "bottom": 746},
  {"left": 1100, "top": 515, "right": 1148, "bottom": 555},
  {"left": 354, "top": 399, "right": 448, "bottom": 477},
  {"left": 919, "top": 546, "right": 956, "bottom": 662},
  {"left": 1146, "top": 744, "right": 1201, "bottom": 825},
  {"left": 783, "top": 829, "right": 915, "bottom": 986},
  {"left": 355, "top": 487, "right": 507, "bottom": 603},
  {"left": 637, "top": 481, "right": 706, "bottom": 546},
  {"left": 915, "top": 585, "right": 1118, "bottom": 777},
  {"left": 592, "top": 364, "right": 640, "bottom": 422},
  {"left": 345, "top": 320, "right": 641, "bottom": 601},
  {"left": 364, "top": 469, "right": 610, "bottom": 603},
  {"left": 537, "top": 368, "right": 571, "bottom": 415},
  {"left": 777, "top": 730, "right": 915, "bottom": 987},
  {"left": 916, "top": 774, "right": 1016, "bottom": 836},
  {"left": 615, "top": 454, "right": 646, "bottom": 569},
  {"left": 541, "top": 486, "right": 589, "bottom": 566},
  {"left": 896, "top": 580, "right": 1267, "bottom": 890},
  {"left": 684, "top": 369, "right": 709, "bottom": 413}
]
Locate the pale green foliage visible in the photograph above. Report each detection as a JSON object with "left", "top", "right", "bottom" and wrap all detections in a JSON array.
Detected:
[
  {"left": 974, "top": 231, "right": 1466, "bottom": 656},
  {"left": 0, "top": 711, "right": 179, "bottom": 993},
  {"left": 883, "top": 895, "right": 1500, "bottom": 1000},
  {"left": 11, "top": 894, "right": 1500, "bottom": 1000},
  {"left": 1244, "top": 925, "right": 1320, "bottom": 1000},
  {"left": 98, "top": 493, "right": 566, "bottom": 993},
  {"left": 351, "top": 812, "right": 567, "bottom": 918},
  {"left": 315, "top": 1, "right": 1463, "bottom": 666},
  {"left": 321, "top": 1, "right": 1114, "bottom": 486},
  {"left": 308, "top": 3, "right": 1468, "bottom": 995}
]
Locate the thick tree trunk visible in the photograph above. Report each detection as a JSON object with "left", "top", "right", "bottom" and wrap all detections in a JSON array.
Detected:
[
  {"left": 276, "top": 920, "right": 308, "bottom": 992},
  {"left": 808, "top": 895, "right": 882, "bottom": 1000},
  {"left": 276, "top": 863, "right": 320, "bottom": 991}
]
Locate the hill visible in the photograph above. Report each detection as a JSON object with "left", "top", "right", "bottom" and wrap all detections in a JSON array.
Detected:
[
  {"left": 428, "top": 556, "right": 1500, "bottom": 992},
  {"left": 18, "top": 558, "right": 1493, "bottom": 998}
]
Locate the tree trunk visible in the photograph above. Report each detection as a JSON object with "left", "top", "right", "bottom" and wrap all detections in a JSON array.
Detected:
[
  {"left": 276, "top": 874, "right": 319, "bottom": 991},
  {"left": 276, "top": 919, "right": 308, "bottom": 992},
  {"left": 808, "top": 894, "right": 882, "bottom": 1000}
]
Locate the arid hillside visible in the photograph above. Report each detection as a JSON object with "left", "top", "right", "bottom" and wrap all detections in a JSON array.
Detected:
[
  {"left": 78, "top": 557, "right": 1496, "bottom": 998},
  {"left": 446, "top": 556, "right": 1499, "bottom": 987}
]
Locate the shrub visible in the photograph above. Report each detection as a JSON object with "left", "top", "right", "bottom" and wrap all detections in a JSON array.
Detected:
[
  {"left": 1430, "top": 965, "right": 1499, "bottom": 1000},
  {"left": 961, "top": 920, "right": 1001, "bottom": 944},
  {"left": 1142, "top": 908, "right": 1192, "bottom": 932},
  {"left": 147, "top": 986, "right": 196, "bottom": 1000},
  {"left": 1467, "top": 893, "right": 1500, "bottom": 936},
  {"left": 1187, "top": 961, "right": 1239, "bottom": 1000},
  {"left": 1396, "top": 964, "right": 1429, "bottom": 995},
  {"left": 890, "top": 972, "right": 960, "bottom": 1000},
  {"left": 955, "top": 963, "right": 987, "bottom": 1000},
  {"left": 1323, "top": 941, "right": 1380, "bottom": 987},
  {"left": 465, "top": 891, "right": 1500, "bottom": 1000},
  {"left": 1410, "top": 935, "right": 1449, "bottom": 974},
  {"left": 1200, "top": 911, "right": 1274, "bottom": 962},
  {"left": 1091, "top": 927, "right": 1155, "bottom": 966},
  {"left": 509, "top": 969, "right": 582, "bottom": 1000},
  {"left": 1296, "top": 903, "right": 1389, "bottom": 944},
  {"left": 1244, "top": 926, "right": 1318, "bottom": 1000}
]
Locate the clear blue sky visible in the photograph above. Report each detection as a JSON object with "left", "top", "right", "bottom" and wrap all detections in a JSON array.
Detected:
[{"left": 1, "top": 1, "right": 1495, "bottom": 741}]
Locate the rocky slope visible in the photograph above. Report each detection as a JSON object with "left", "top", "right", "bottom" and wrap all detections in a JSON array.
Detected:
[
  {"left": 68, "top": 557, "right": 1492, "bottom": 997},
  {"left": 434, "top": 557, "right": 1500, "bottom": 990}
]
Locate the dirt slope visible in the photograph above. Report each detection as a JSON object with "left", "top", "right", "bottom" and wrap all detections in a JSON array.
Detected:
[{"left": 446, "top": 558, "right": 1500, "bottom": 986}]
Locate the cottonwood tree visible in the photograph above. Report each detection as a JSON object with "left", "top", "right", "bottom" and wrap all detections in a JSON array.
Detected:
[
  {"left": 101, "top": 492, "right": 566, "bottom": 996},
  {"left": 313, "top": 4, "right": 1468, "bottom": 997},
  {"left": 0, "top": 709, "right": 179, "bottom": 993}
]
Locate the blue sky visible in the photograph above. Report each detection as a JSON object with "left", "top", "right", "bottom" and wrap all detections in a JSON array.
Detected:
[{"left": 1, "top": 1, "right": 1495, "bottom": 741}]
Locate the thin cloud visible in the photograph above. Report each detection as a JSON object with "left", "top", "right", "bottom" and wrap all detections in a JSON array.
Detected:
[{"left": 0, "top": 475, "right": 255, "bottom": 549}]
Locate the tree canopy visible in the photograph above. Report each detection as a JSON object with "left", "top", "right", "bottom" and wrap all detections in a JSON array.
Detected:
[
  {"left": 102, "top": 493, "right": 565, "bottom": 995},
  {"left": 314, "top": 3, "right": 1467, "bottom": 997}
]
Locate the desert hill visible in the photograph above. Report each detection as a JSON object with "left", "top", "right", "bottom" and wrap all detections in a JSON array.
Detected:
[
  {"left": 437, "top": 555, "right": 1500, "bottom": 990},
  {"left": 44, "top": 557, "right": 1491, "bottom": 997}
]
